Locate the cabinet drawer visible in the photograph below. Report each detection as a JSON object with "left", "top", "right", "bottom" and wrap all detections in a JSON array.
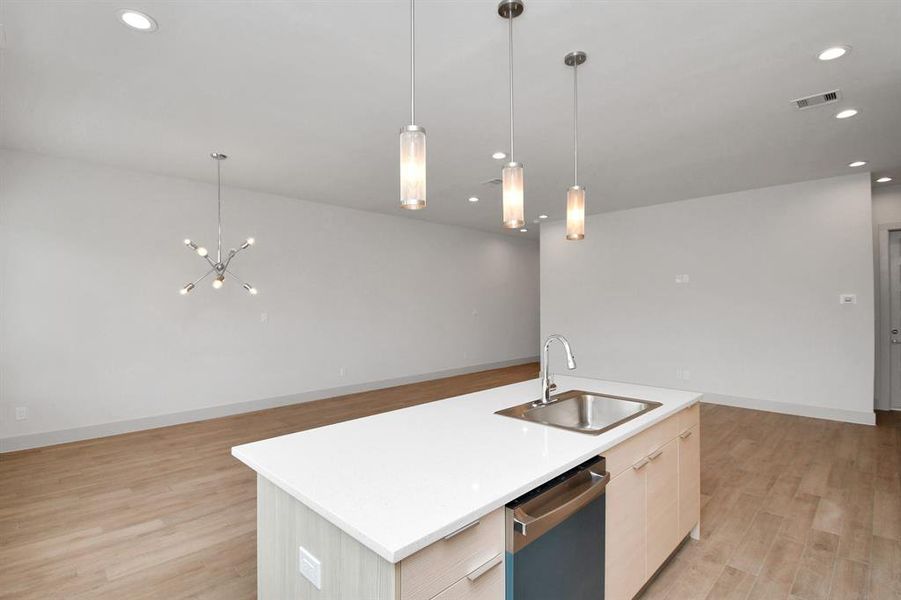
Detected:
[
  {"left": 603, "top": 413, "right": 679, "bottom": 478},
  {"left": 400, "top": 508, "right": 504, "bottom": 600},
  {"left": 678, "top": 403, "right": 699, "bottom": 433},
  {"left": 430, "top": 553, "right": 504, "bottom": 600}
]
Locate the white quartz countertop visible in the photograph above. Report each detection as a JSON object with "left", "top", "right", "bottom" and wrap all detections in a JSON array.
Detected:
[{"left": 231, "top": 375, "right": 702, "bottom": 563}]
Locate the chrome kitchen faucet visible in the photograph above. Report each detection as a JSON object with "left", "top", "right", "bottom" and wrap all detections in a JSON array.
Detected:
[{"left": 539, "top": 334, "right": 576, "bottom": 404}]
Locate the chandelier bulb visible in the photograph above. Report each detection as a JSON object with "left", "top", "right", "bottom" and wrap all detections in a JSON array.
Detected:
[
  {"left": 196, "top": 246, "right": 208, "bottom": 258},
  {"left": 212, "top": 275, "right": 225, "bottom": 289},
  {"left": 180, "top": 282, "right": 195, "bottom": 295},
  {"left": 243, "top": 283, "right": 258, "bottom": 295}
]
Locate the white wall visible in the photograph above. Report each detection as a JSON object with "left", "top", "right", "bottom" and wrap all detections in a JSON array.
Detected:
[
  {"left": 541, "top": 174, "right": 875, "bottom": 424},
  {"left": 0, "top": 150, "right": 539, "bottom": 449}
]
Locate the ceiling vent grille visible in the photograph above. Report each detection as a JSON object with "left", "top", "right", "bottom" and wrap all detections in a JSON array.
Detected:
[{"left": 792, "top": 89, "right": 841, "bottom": 110}]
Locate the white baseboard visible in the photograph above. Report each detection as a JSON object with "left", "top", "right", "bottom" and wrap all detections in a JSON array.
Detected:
[
  {"left": 0, "top": 357, "right": 538, "bottom": 453},
  {"left": 702, "top": 393, "right": 876, "bottom": 426}
]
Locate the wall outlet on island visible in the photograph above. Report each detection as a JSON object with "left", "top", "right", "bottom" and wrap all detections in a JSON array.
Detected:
[{"left": 15, "top": 406, "right": 28, "bottom": 421}]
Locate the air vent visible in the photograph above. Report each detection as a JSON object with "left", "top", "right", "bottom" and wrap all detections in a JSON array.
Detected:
[{"left": 792, "top": 89, "right": 841, "bottom": 110}]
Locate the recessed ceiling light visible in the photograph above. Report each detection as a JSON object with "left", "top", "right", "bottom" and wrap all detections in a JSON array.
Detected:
[
  {"left": 538, "top": 214, "right": 548, "bottom": 219},
  {"left": 818, "top": 46, "right": 850, "bottom": 61},
  {"left": 876, "top": 177, "right": 893, "bottom": 183},
  {"left": 492, "top": 152, "right": 507, "bottom": 160},
  {"left": 835, "top": 108, "right": 859, "bottom": 119},
  {"left": 848, "top": 161, "right": 867, "bottom": 168},
  {"left": 118, "top": 9, "right": 158, "bottom": 31},
  {"left": 519, "top": 228, "right": 528, "bottom": 233},
  {"left": 468, "top": 196, "right": 479, "bottom": 203}
]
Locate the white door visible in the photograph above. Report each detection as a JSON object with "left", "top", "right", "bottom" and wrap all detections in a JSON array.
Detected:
[{"left": 890, "top": 230, "right": 901, "bottom": 409}]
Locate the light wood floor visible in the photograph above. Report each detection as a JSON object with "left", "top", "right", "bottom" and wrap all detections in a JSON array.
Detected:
[
  {"left": 1, "top": 364, "right": 898, "bottom": 599},
  {"left": 640, "top": 405, "right": 901, "bottom": 600}
]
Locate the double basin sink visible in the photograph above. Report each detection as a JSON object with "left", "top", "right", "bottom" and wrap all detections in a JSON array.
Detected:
[{"left": 496, "top": 390, "right": 661, "bottom": 435}]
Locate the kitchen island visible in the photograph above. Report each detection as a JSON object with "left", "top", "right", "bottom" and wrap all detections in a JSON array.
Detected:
[{"left": 232, "top": 375, "right": 702, "bottom": 600}]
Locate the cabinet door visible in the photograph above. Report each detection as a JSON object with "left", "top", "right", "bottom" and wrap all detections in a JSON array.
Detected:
[
  {"left": 645, "top": 438, "right": 679, "bottom": 576},
  {"left": 678, "top": 424, "right": 700, "bottom": 540},
  {"left": 605, "top": 460, "right": 647, "bottom": 600}
]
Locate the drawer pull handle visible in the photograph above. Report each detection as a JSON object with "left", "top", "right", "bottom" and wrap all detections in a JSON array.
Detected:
[
  {"left": 443, "top": 519, "right": 479, "bottom": 540},
  {"left": 648, "top": 448, "right": 664, "bottom": 461},
  {"left": 680, "top": 429, "right": 693, "bottom": 439},
  {"left": 468, "top": 554, "right": 502, "bottom": 581},
  {"left": 632, "top": 458, "right": 649, "bottom": 470}
]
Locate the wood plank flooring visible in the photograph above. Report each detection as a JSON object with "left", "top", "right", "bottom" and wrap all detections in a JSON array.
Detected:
[
  {"left": 640, "top": 405, "right": 901, "bottom": 600},
  {"left": 0, "top": 364, "right": 537, "bottom": 599},
  {"left": 1, "top": 364, "right": 898, "bottom": 599}
]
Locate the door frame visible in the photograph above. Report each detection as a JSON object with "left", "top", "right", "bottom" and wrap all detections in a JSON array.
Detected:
[{"left": 876, "top": 222, "right": 901, "bottom": 411}]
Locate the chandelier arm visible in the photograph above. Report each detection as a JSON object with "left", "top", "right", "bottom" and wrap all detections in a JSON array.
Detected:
[
  {"left": 191, "top": 268, "right": 216, "bottom": 286},
  {"left": 201, "top": 253, "right": 216, "bottom": 268},
  {"left": 223, "top": 249, "right": 239, "bottom": 270},
  {"left": 225, "top": 269, "right": 256, "bottom": 294}
]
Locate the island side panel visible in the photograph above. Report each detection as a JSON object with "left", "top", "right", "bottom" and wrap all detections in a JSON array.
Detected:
[{"left": 257, "top": 475, "right": 399, "bottom": 600}]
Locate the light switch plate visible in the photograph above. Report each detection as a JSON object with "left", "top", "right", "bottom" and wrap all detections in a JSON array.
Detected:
[
  {"left": 299, "top": 546, "right": 321, "bottom": 589},
  {"left": 15, "top": 406, "right": 27, "bottom": 421}
]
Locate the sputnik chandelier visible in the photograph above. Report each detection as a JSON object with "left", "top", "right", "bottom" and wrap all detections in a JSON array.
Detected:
[{"left": 180, "top": 152, "right": 258, "bottom": 296}]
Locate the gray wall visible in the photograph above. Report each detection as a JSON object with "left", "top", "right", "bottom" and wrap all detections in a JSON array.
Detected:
[
  {"left": 872, "top": 183, "right": 901, "bottom": 409},
  {"left": 0, "top": 150, "right": 540, "bottom": 449},
  {"left": 541, "top": 174, "right": 875, "bottom": 424}
]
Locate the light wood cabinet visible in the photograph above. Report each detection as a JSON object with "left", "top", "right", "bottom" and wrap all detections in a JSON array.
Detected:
[
  {"left": 678, "top": 424, "right": 701, "bottom": 540},
  {"left": 605, "top": 459, "right": 648, "bottom": 600},
  {"left": 604, "top": 405, "right": 701, "bottom": 600},
  {"left": 646, "top": 438, "right": 679, "bottom": 574},
  {"left": 400, "top": 509, "right": 504, "bottom": 600}
]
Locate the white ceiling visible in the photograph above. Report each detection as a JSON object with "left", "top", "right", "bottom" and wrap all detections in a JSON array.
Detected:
[{"left": 2, "top": 1, "right": 900, "bottom": 237}]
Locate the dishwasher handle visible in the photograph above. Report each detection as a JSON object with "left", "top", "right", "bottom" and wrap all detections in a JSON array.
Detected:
[{"left": 511, "top": 467, "right": 609, "bottom": 540}]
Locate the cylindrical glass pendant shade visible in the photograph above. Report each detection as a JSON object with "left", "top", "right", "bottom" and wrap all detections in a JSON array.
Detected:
[
  {"left": 502, "top": 162, "right": 525, "bottom": 228},
  {"left": 566, "top": 185, "right": 585, "bottom": 240},
  {"left": 400, "top": 125, "right": 426, "bottom": 209}
]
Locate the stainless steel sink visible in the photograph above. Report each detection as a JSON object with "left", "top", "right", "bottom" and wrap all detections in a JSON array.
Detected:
[{"left": 496, "top": 390, "right": 661, "bottom": 435}]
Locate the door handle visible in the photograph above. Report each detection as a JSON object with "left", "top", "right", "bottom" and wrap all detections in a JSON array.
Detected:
[
  {"left": 647, "top": 448, "right": 664, "bottom": 461},
  {"left": 679, "top": 429, "right": 693, "bottom": 439},
  {"left": 511, "top": 468, "right": 609, "bottom": 537},
  {"left": 467, "top": 553, "right": 502, "bottom": 581},
  {"left": 632, "top": 457, "right": 650, "bottom": 470},
  {"left": 443, "top": 519, "right": 479, "bottom": 540}
]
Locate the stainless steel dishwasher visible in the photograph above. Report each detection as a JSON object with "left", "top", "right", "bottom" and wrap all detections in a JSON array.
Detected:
[{"left": 505, "top": 456, "right": 609, "bottom": 600}]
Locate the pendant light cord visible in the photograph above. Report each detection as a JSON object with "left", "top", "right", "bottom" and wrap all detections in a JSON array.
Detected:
[
  {"left": 508, "top": 12, "right": 515, "bottom": 161},
  {"left": 573, "top": 61, "right": 579, "bottom": 185},
  {"left": 410, "top": 0, "right": 415, "bottom": 124},
  {"left": 216, "top": 157, "right": 222, "bottom": 262}
]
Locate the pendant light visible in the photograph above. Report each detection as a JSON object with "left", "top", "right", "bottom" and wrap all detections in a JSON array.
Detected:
[
  {"left": 565, "top": 51, "right": 587, "bottom": 240},
  {"left": 498, "top": 0, "right": 524, "bottom": 229},
  {"left": 180, "top": 153, "right": 257, "bottom": 295},
  {"left": 399, "top": 0, "right": 426, "bottom": 209}
]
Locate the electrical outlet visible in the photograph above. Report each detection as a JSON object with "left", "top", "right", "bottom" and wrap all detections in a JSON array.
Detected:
[
  {"left": 299, "top": 546, "right": 321, "bottom": 589},
  {"left": 682, "top": 369, "right": 691, "bottom": 381},
  {"left": 15, "top": 407, "right": 27, "bottom": 421},
  {"left": 260, "top": 312, "right": 269, "bottom": 323},
  {"left": 338, "top": 367, "right": 346, "bottom": 377}
]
